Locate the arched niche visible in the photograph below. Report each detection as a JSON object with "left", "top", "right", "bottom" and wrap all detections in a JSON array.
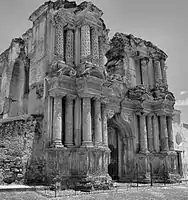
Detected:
[
  {"left": 107, "top": 114, "right": 135, "bottom": 181},
  {"left": 8, "top": 58, "right": 29, "bottom": 117}
]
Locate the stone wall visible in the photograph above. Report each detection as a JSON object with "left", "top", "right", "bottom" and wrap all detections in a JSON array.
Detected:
[
  {"left": 0, "top": 38, "right": 29, "bottom": 118},
  {"left": 0, "top": 115, "right": 43, "bottom": 184},
  {"left": 173, "top": 120, "right": 188, "bottom": 179}
]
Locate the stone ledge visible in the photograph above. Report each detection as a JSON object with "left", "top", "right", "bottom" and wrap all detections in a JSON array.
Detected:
[
  {"left": 0, "top": 185, "right": 49, "bottom": 192},
  {"left": 0, "top": 114, "right": 43, "bottom": 124}
]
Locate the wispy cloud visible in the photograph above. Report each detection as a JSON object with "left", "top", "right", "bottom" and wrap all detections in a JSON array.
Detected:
[
  {"left": 180, "top": 91, "right": 188, "bottom": 95},
  {"left": 175, "top": 98, "right": 188, "bottom": 106}
]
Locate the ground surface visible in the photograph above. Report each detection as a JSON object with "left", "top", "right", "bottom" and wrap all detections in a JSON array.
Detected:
[{"left": 0, "top": 183, "right": 188, "bottom": 200}]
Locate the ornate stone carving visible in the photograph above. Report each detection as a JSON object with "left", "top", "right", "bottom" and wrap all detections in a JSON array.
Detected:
[
  {"left": 48, "top": 60, "right": 76, "bottom": 77},
  {"left": 91, "top": 27, "right": 99, "bottom": 65},
  {"left": 81, "top": 25, "right": 91, "bottom": 62},
  {"left": 54, "top": 15, "right": 65, "bottom": 61},
  {"left": 140, "top": 58, "right": 149, "bottom": 71},
  {"left": 105, "top": 60, "right": 125, "bottom": 82},
  {"left": 151, "top": 84, "right": 175, "bottom": 104},
  {"left": 77, "top": 61, "right": 105, "bottom": 79},
  {"left": 121, "top": 111, "right": 133, "bottom": 123},
  {"left": 128, "top": 85, "right": 153, "bottom": 101},
  {"left": 65, "top": 29, "right": 74, "bottom": 65},
  {"left": 106, "top": 109, "right": 115, "bottom": 119},
  {"left": 36, "top": 83, "right": 44, "bottom": 99}
]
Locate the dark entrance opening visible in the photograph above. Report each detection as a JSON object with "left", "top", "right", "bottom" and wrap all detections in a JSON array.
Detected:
[
  {"left": 108, "top": 127, "right": 119, "bottom": 180},
  {"left": 177, "top": 151, "right": 183, "bottom": 176}
]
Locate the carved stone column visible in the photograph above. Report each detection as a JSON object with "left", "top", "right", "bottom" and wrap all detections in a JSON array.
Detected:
[
  {"left": 153, "top": 115, "right": 160, "bottom": 152},
  {"left": 102, "top": 104, "right": 108, "bottom": 147},
  {"left": 74, "top": 97, "right": 81, "bottom": 147},
  {"left": 54, "top": 19, "right": 64, "bottom": 61},
  {"left": 91, "top": 27, "right": 99, "bottom": 65},
  {"left": 154, "top": 59, "right": 162, "bottom": 86},
  {"left": 161, "top": 59, "right": 168, "bottom": 86},
  {"left": 47, "top": 96, "right": 52, "bottom": 142},
  {"left": 65, "top": 29, "right": 74, "bottom": 65},
  {"left": 128, "top": 57, "right": 136, "bottom": 87},
  {"left": 141, "top": 58, "right": 149, "bottom": 87},
  {"left": 94, "top": 97, "right": 102, "bottom": 146},
  {"left": 160, "top": 115, "right": 169, "bottom": 152},
  {"left": 139, "top": 114, "right": 149, "bottom": 153},
  {"left": 167, "top": 116, "right": 174, "bottom": 151},
  {"left": 99, "top": 36, "right": 105, "bottom": 68},
  {"left": 82, "top": 97, "right": 93, "bottom": 147},
  {"left": 81, "top": 24, "right": 91, "bottom": 62},
  {"left": 52, "top": 96, "right": 63, "bottom": 147},
  {"left": 148, "top": 58, "right": 155, "bottom": 89},
  {"left": 65, "top": 95, "right": 74, "bottom": 147},
  {"left": 147, "top": 115, "right": 154, "bottom": 152}
]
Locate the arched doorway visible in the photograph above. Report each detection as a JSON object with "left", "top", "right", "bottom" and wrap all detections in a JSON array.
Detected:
[
  {"left": 108, "top": 126, "right": 119, "bottom": 180},
  {"left": 107, "top": 114, "right": 135, "bottom": 181}
]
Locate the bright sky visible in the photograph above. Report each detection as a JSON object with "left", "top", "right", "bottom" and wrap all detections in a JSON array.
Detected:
[{"left": 0, "top": 0, "right": 188, "bottom": 121}]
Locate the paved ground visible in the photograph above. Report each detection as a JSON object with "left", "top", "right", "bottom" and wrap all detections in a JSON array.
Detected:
[{"left": 0, "top": 183, "right": 188, "bottom": 200}]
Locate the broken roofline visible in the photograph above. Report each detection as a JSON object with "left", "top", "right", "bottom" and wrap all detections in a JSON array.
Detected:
[{"left": 108, "top": 32, "right": 168, "bottom": 60}]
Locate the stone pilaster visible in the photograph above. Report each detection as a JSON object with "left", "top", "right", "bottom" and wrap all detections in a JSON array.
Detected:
[
  {"left": 99, "top": 36, "right": 105, "bottom": 68},
  {"left": 52, "top": 96, "right": 63, "bottom": 147},
  {"left": 102, "top": 104, "right": 108, "bottom": 147},
  {"left": 65, "top": 29, "right": 74, "bottom": 65},
  {"left": 54, "top": 20, "right": 64, "bottom": 61},
  {"left": 65, "top": 95, "right": 74, "bottom": 147},
  {"left": 152, "top": 115, "right": 160, "bottom": 152},
  {"left": 94, "top": 97, "right": 102, "bottom": 147},
  {"left": 82, "top": 97, "right": 93, "bottom": 147},
  {"left": 167, "top": 116, "right": 174, "bottom": 151},
  {"left": 154, "top": 59, "right": 162, "bottom": 86},
  {"left": 139, "top": 114, "right": 149, "bottom": 153},
  {"left": 91, "top": 27, "right": 99, "bottom": 65},
  {"left": 81, "top": 24, "right": 91, "bottom": 62},
  {"left": 159, "top": 115, "right": 169, "bottom": 152},
  {"left": 146, "top": 115, "right": 154, "bottom": 152}
]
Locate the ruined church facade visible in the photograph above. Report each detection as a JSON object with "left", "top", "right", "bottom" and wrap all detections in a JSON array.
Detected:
[{"left": 0, "top": 0, "right": 180, "bottom": 185}]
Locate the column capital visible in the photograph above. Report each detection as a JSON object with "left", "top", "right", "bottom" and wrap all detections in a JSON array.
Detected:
[
  {"left": 106, "top": 109, "right": 115, "bottom": 119},
  {"left": 147, "top": 113, "right": 155, "bottom": 117},
  {"left": 140, "top": 57, "right": 149, "bottom": 66},
  {"left": 66, "top": 94, "right": 76, "bottom": 101},
  {"left": 49, "top": 91, "right": 66, "bottom": 98},
  {"left": 135, "top": 111, "right": 149, "bottom": 117},
  {"left": 156, "top": 112, "right": 167, "bottom": 117},
  {"left": 93, "top": 96, "right": 102, "bottom": 102},
  {"left": 54, "top": 14, "right": 66, "bottom": 25}
]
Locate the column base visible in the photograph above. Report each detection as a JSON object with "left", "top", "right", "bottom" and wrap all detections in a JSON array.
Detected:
[
  {"left": 81, "top": 141, "right": 93, "bottom": 148},
  {"left": 51, "top": 141, "right": 64, "bottom": 148},
  {"left": 139, "top": 150, "right": 150, "bottom": 154},
  {"left": 64, "top": 143, "right": 74, "bottom": 148},
  {"left": 160, "top": 150, "right": 169, "bottom": 154},
  {"left": 94, "top": 142, "right": 103, "bottom": 148}
]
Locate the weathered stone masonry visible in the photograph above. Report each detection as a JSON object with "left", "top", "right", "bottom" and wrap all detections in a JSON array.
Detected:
[{"left": 0, "top": 0, "right": 181, "bottom": 187}]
